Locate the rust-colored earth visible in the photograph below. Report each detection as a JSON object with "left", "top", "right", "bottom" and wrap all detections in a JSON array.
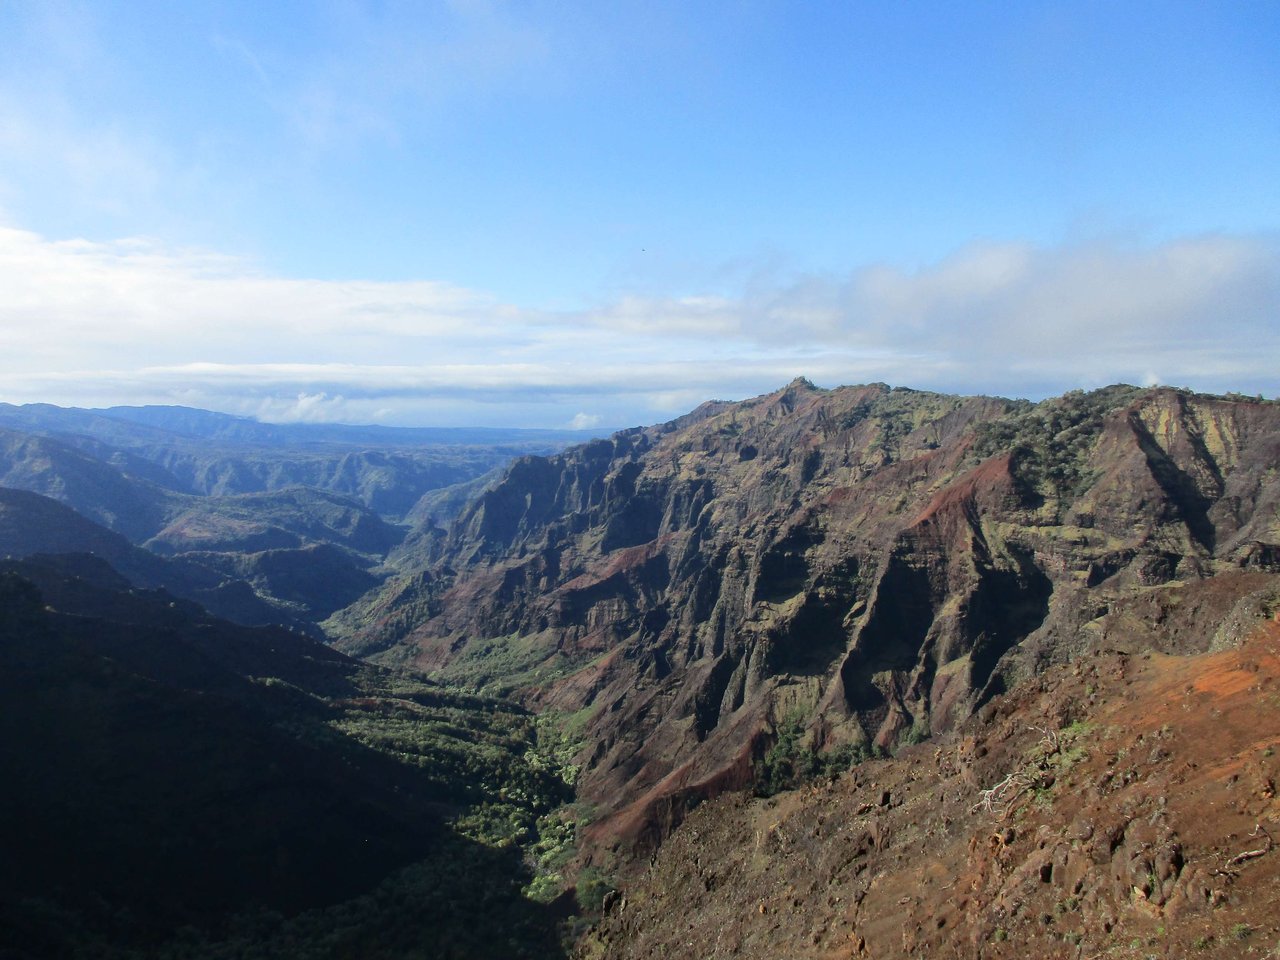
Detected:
[{"left": 582, "top": 607, "right": 1280, "bottom": 958}]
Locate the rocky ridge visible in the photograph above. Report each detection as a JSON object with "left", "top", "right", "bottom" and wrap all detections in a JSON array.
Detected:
[{"left": 334, "top": 381, "right": 1280, "bottom": 858}]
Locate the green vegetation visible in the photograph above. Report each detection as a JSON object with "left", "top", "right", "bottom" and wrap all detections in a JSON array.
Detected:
[
  {"left": 756, "top": 709, "right": 877, "bottom": 796},
  {"left": 331, "top": 684, "right": 572, "bottom": 847},
  {"left": 1043, "top": 720, "right": 1093, "bottom": 776},
  {"left": 523, "top": 812, "right": 578, "bottom": 902},
  {"left": 429, "top": 632, "right": 597, "bottom": 698},
  {"left": 574, "top": 867, "right": 617, "bottom": 914},
  {"left": 0, "top": 562, "right": 578, "bottom": 959},
  {"left": 832, "top": 385, "right": 965, "bottom": 463},
  {"left": 323, "top": 569, "right": 444, "bottom": 657},
  {"left": 330, "top": 672, "right": 600, "bottom": 917},
  {"left": 128, "top": 839, "right": 565, "bottom": 960},
  {"left": 899, "top": 717, "right": 931, "bottom": 747},
  {"left": 971, "top": 385, "right": 1144, "bottom": 504}
]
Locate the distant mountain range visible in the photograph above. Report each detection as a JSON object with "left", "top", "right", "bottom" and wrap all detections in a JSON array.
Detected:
[
  {"left": 0, "top": 402, "right": 599, "bottom": 626},
  {"left": 0, "top": 401, "right": 598, "bottom": 521},
  {"left": 0, "top": 401, "right": 602, "bottom": 449}
]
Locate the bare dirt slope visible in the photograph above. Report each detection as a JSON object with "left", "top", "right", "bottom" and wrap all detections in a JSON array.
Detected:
[{"left": 582, "top": 581, "right": 1280, "bottom": 958}]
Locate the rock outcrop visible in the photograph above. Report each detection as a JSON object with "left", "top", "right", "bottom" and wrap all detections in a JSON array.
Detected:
[
  {"left": 336, "top": 382, "right": 1280, "bottom": 856},
  {"left": 581, "top": 601, "right": 1280, "bottom": 959}
]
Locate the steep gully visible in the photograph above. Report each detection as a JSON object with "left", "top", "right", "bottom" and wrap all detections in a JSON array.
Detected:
[{"left": 333, "top": 381, "right": 1280, "bottom": 860}]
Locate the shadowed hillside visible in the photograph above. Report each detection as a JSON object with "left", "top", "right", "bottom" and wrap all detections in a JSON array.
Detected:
[
  {"left": 330, "top": 381, "right": 1280, "bottom": 861},
  {"left": 0, "top": 557, "right": 572, "bottom": 960},
  {"left": 0, "top": 403, "right": 598, "bottom": 624},
  {"left": 0, "top": 402, "right": 594, "bottom": 521},
  {"left": 0, "top": 487, "right": 309, "bottom": 628}
]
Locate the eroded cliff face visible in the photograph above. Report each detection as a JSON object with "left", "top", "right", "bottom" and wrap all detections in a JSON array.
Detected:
[
  {"left": 333, "top": 381, "right": 1280, "bottom": 856},
  {"left": 581, "top": 603, "right": 1280, "bottom": 960}
]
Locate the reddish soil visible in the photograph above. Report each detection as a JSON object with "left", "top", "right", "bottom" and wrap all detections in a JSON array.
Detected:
[
  {"left": 909, "top": 452, "right": 1015, "bottom": 528},
  {"left": 581, "top": 615, "right": 1280, "bottom": 959}
]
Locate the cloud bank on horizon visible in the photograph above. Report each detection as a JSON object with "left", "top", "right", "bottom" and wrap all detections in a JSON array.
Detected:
[
  {"left": 0, "top": 2, "right": 1276, "bottom": 428},
  {"left": 2, "top": 225, "right": 1276, "bottom": 427}
]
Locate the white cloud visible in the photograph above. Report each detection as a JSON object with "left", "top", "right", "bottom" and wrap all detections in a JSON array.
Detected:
[
  {"left": 0, "top": 223, "right": 1276, "bottom": 426},
  {"left": 257, "top": 392, "right": 352, "bottom": 424},
  {"left": 568, "top": 412, "right": 602, "bottom": 430}
]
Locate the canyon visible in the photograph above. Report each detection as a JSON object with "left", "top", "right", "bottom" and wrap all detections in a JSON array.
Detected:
[{"left": 2, "top": 382, "right": 1279, "bottom": 957}]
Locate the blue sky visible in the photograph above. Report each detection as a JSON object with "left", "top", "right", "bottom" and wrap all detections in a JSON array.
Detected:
[{"left": 0, "top": 0, "right": 1277, "bottom": 427}]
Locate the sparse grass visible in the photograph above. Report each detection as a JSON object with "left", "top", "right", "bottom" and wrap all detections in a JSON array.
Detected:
[{"left": 1045, "top": 721, "right": 1093, "bottom": 772}]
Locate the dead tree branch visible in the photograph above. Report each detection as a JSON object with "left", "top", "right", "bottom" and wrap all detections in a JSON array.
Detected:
[{"left": 1227, "top": 823, "right": 1274, "bottom": 868}]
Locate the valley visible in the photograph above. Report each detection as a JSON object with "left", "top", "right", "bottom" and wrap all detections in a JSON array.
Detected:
[{"left": 2, "top": 384, "right": 1279, "bottom": 958}]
